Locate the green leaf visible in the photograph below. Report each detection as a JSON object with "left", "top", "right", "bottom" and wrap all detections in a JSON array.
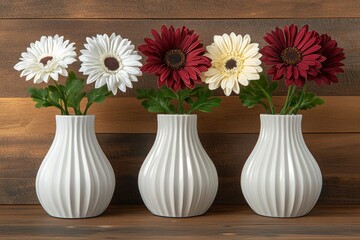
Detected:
[
  {"left": 84, "top": 85, "right": 111, "bottom": 114},
  {"left": 189, "top": 98, "right": 221, "bottom": 113},
  {"left": 241, "top": 99, "right": 260, "bottom": 108},
  {"left": 67, "top": 71, "right": 77, "bottom": 82},
  {"left": 28, "top": 87, "right": 47, "bottom": 100},
  {"left": 269, "top": 82, "right": 279, "bottom": 92},
  {"left": 68, "top": 91, "right": 86, "bottom": 114},
  {"left": 184, "top": 97, "right": 193, "bottom": 105},
  {"left": 47, "top": 85, "right": 62, "bottom": 100},
  {"left": 290, "top": 92, "right": 325, "bottom": 111},
  {"left": 148, "top": 105, "right": 168, "bottom": 113},
  {"left": 136, "top": 87, "right": 176, "bottom": 114},
  {"left": 163, "top": 87, "right": 178, "bottom": 99},
  {"left": 136, "top": 86, "right": 220, "bottom": 114},
  {"left": 65, "top": 75, "right": 84, "bottom": 97},
  {"left": 28, "top": 87, "right": 63, "bottom": 111},
  {"left": 239, "top": 73, "right": 278, "bottom": 112},
  {"left": 87, "top": 85, "right": 110, "bottom": 105},
  {"left": 28, "top": 87, "right": 50, "bottom": 108},
  {"left": 34, "top": 99, "right": 48, "bottom": 108},
  {"left": 62, "top": 73, "right": 87, "bottom": 114},
  {"left": 188, "top": 86, "right": 221, "bottom": 113}
]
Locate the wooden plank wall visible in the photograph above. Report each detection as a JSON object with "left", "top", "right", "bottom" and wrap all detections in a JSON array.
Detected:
[{"left": 0, "top": 0, "right": 359, "bottom": 204}]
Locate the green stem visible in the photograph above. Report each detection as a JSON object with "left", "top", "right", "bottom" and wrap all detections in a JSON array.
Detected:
[
  {"left": 253, "top": 81, "right": 275, "bottom": 114},
  {"left": 84, "top": 103, "right": 91, "bottom": 115},
  {"left": 44, "top": 91, "right": 65, "bottom": 115},
  {"left": 49, "top": 98, "right": 64, "bottom": 114},
  {"left": 71, "top": 101, "right": 83, "bottom": 115},
  {"left": 53, "top": 80, "right": 69, "bottom": 115},
  {"left": 289, "top": 81, "right": 308, "bottom": 115},
  {"left": 74, "top": 107, "right": 82, "bottom": 115},
  {"left": 177, "top": 91, "right": 184, "bottom": 114},
  {"left": 57, "top": 106, "right": 64, "bottom": 115},
  {"left": 52, "top": 101, "right": 65, "bottom": 115},
  {"left": 259, "top": 101, "right": 271, "bottom": 114},
  {"left": 280, "top": 85, "right": 296, "bottom": 115}
]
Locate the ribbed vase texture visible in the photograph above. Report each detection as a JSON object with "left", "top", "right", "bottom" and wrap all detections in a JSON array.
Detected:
[
  {"left": 36, "top": 115, "right": 115, "bottom": 218},
  {"left": 138, "top": 115, "right": 218, "bottom": 217},
  {"left": 241, "top": 114, "right": 322, "bottom": 217}
]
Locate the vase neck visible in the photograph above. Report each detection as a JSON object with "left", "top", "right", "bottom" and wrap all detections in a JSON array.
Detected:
[
  {"left": 55, "top": 115, "right": 95, "bottom": 134},
  {"left": 260, "top": 114, "right": 302, "bottom": 135},
  {"left": 157, "top": 115, "right": 197, "bottom": 134}
]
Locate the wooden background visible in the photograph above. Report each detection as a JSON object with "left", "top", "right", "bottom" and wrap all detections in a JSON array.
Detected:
[{"left": 0, "top": 0, "right": 359, "bottom": 205}]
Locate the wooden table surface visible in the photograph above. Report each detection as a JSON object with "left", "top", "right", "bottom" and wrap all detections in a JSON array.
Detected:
[{"left": 0, "top": 205, "right": 359, "bottom": 239}]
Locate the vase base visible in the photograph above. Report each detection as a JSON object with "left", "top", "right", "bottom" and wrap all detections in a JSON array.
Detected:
[
  {"left": 147, "top": 208, "right": 211, "bottom": 218},
  {"left": 150, "top": 211, "right": 207, "bottom": 218},
  {"left": 253, "top": 211, "right": 311, "bottom": 218},
  {"left": 45, "top": 210, "right": 106, "bottom": 219}
]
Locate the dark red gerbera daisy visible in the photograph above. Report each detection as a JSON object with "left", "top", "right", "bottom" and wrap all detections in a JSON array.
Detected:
[
  {"left": 138, "top": 25, "right": 211, "bottom": 91},
  {"left": 309, "top": 34, "right": 345, "bottom": 85},
  {"left": 260, "top": 24, "right": 326, "bottom": 86}
]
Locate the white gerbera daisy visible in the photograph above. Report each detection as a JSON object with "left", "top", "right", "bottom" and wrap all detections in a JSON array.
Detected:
[
  {"left": 14, "top": 35, "right": 77, "bottom": 84},
  {"left": 79, "top": 33, "right": 142, "bottom": 95},
  {"left": 204, "top": 33, "right": 263, "bottom": 96}
]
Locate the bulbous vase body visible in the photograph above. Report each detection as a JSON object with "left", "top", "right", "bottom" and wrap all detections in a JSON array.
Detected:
[
  {"left": 36, "top": 115, "right": 115, "bottom": 218},
  {"left": 241, "top": 114, "right": 322, "bottom": 217},
  {"left": 138, "top": 114, "right": 218, "bottom": 217}
]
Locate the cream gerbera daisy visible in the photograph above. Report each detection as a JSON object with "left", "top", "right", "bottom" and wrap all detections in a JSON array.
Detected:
[
  {"left": 204, "top": 33, "right": 263, "bottom": 96},
  {"left": 14, "top": 35, "right": 77, "bottom": 84},
  {"left": 79, "top": 33, "right": 142, "bottom": 95}
]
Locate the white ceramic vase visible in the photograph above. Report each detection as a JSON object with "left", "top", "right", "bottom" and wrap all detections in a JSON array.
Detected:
[
  {"left": 138, "top": 114, "right": 218, "bottom": 217},
  {"left": 36, "top": 115, "right": 115, "bottom": 218},
  {"left": 241, "top": 114, "right": 322, "bottom": 217}
]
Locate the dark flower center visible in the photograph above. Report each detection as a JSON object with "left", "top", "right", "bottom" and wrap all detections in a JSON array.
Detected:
[
  {"left": 40, "top": 56, "right": 53, "bottom": 66},
  {"left": 281, "top": 47, "right": 302, "bottom": 65},
  {"left": 164, "top": 49, "right": 186, "bottom": 70},
  {"left": 225, "top": 59, "right": 237, "bottom": 70},
  {"left": 104, "top": 57, "right": 120, "bottom": 71}
]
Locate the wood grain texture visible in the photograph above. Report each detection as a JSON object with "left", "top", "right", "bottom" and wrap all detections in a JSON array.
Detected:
[
  {"left": 2, "top": 18, "right": 359, "bottom": 97},
  {"left": 0, "top": 0, "right": 358, "bottom": 211},
  {"left": 0, "top": 205, "right": 359, "bottom": 239},
  {"left": 0, "top": 96, "right": 359, "bottom": 135},
  {"left": 1, "top": 133, "right": 359, "bottom": 204},
  {"left": 0, "top": 0, "right": 359, "bottom": 19}
]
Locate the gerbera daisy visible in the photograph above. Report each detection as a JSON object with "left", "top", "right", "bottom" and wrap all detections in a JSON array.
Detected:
[
  {"left": 260, "top": 24, "right": 326, "bottom": 86},
  {"left": 14, "top": 35, "right": 77, "bottom": 84},
  {"left": 203, "top": 33, "right": 262, "bottom": 96},
  {"left": 79, "top": 33, "right": 142, "bottom": 95},
  {"left": 309, "top": 34, "right": 345, "bottom": 85},
  {"left": 138, "top": 25, "right": 211, "bottom": 92}
]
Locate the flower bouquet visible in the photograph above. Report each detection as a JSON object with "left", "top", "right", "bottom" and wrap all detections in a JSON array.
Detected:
[
  {"left": 15, "top": 34, "right": 142, "bottom": 115},
  {"left": 203, "top": 24, "right": 345, "bottom": 217},
  {"left": 14, "top": 33, "right": 142, "bottom": 218},
  {"left": 136, "top": 25, "right": 221, "bottom": 114},
  {"left": 136, "top": 25, "right": 220, "bottom": 217}
]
